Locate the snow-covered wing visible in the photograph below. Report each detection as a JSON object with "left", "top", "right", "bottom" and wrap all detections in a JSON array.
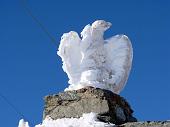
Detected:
[
  {"left": 57, "top": 31, "right": 82, "bottom": 85},
  {"left": 104, "top": 35, "right": 133, "bottom": 93},
  {"left": 57, "top": 20, "right": 133, "bottom": 94}
]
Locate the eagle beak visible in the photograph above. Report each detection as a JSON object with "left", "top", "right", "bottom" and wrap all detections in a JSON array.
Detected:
[{"left": 106, "top": 22, "right": 112, "bottom": 28}]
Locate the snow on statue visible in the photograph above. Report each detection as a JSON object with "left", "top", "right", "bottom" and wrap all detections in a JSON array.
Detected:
[{"left": 57, "top": 20, "right": 133, "bottom": 94}]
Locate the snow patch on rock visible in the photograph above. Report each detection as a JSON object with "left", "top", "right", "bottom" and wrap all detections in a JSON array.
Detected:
[{"left": 18, "top": 113, "right": 115, "bottom": 127}]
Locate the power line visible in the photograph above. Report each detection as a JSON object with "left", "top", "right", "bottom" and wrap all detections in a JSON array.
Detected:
[
  {"left": 0, "top": 1, "right": 57, "bottom": 126},
  {"left": 20, "top": 0, "right": 57, "bottom": 46},
  {"left": 0, "top": 91, "right": 34, "bottom": 126},
  {"left": 0, "top": 92, "right": 26, "bottom": 119}
]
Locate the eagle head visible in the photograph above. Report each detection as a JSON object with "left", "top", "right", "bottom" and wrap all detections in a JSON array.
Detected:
[{"left": 92, "top": 20, "right": 112, "bottom": 31}]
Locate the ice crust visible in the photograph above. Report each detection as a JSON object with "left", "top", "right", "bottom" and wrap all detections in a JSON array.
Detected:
[
  {"left": 18, "top": 113, "right": 115, "bottom": 127},
  {"left": 57, "top": 20, "right": 133, "bottom": 94}
]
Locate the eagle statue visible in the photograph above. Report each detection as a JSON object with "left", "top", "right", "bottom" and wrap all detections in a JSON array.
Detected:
[{"left": 57, "top": 20, "right": 133, "bottom": 94}]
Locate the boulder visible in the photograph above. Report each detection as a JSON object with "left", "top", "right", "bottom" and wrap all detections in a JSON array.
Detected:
[
  {"left": 117, "top": 121, "right": 170, "bottom": 127},
  {"left": 43, "top": 86, "right": 137, "bottom": 125}
]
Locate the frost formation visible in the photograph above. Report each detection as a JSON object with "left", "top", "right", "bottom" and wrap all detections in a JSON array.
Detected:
[
  {"left": 18, "top": 113, "right": 115, "bottom": 127},
  {"left": 57, "top": 20, "right": 133, "bottom": 94}
]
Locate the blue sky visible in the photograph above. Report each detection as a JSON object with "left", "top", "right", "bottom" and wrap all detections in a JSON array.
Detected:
[{"left": 0, "top": 0, "right": 170, "bottom": 126}]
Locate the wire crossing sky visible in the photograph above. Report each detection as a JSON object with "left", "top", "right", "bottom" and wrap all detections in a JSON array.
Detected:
[
  {"left": 0, "top": 0, "right": 170, "bottom": 126},
  {"left": 0, "top": 0, "right": 56, "bottom": 125},
  {"left": 21, "top": 0, "right": 57, "bottom": 46}
]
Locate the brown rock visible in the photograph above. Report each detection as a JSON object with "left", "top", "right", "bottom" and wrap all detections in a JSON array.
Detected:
[
  {"left": 43, "top": 86, "right": 137, "bottom": 125},
  {"left": 117, "top": 121, "right": 170, "bottom": 127}
]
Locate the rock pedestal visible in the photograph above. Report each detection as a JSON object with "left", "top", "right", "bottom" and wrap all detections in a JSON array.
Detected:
[
  {"left": 118, "top": 121, "right": 170, "bottom": 127},
  {"left": 43, "top": 86, "right": 137, "bottom": 125}
]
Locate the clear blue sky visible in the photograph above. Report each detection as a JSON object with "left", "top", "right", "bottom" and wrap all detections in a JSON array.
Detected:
[{"left": 0, "top": 0, "right": 170, "bottom": 126}]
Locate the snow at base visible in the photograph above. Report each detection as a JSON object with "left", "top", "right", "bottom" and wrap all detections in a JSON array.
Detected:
[{"left": 18, "top": 113, "right": 115, "bottom": 127}]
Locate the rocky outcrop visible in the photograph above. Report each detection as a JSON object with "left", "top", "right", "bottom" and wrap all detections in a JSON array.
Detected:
[
  {"left": 117, "top": 121, "right": 170, "bottom": 127},
  {"left": 43, "top": 86, "right": 137, "bottom": 125}
]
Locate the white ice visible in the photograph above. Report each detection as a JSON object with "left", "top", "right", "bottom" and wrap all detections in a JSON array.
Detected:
[
  {"left": 57, "top": 20, "right": 133, "bottom": 94},
  {"left": 18, "top": 112, "right": 115, "bottom": 127},
  {"left": 18, "top": 119, "right": 29, "bottom": 127}
]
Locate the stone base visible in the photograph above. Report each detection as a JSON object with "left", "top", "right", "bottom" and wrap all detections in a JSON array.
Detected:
[
  {"left": 117, "top": 121, "right": 170, "bottom": 127},
  {"left": 43, "top": 86, "right": 137, "bottom": 125}
]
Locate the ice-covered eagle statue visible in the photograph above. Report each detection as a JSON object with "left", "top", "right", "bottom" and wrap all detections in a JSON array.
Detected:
[{"left": 57, "top": 20, "right": 133, "bottom": 94}]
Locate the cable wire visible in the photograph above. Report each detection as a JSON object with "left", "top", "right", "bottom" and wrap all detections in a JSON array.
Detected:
[
  {"left": 0, "top": 91, "right": 34, "bottom": 126},
  {"left": 0, "top": 1, "right": 58, "bottom": 126},
  {"left": 21, "top": 0, "right": 57, "bottom": 46},
  {"left": 0, "top": 92, "right": 26, "bottom": 119}
]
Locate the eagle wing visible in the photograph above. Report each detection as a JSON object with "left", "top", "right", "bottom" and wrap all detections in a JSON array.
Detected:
[
  {"left": 104, "top": 35, "right": 133, "bottom": 94},
  {"left": 57, "top": 31, "right": 82, "bottom": 85}
]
